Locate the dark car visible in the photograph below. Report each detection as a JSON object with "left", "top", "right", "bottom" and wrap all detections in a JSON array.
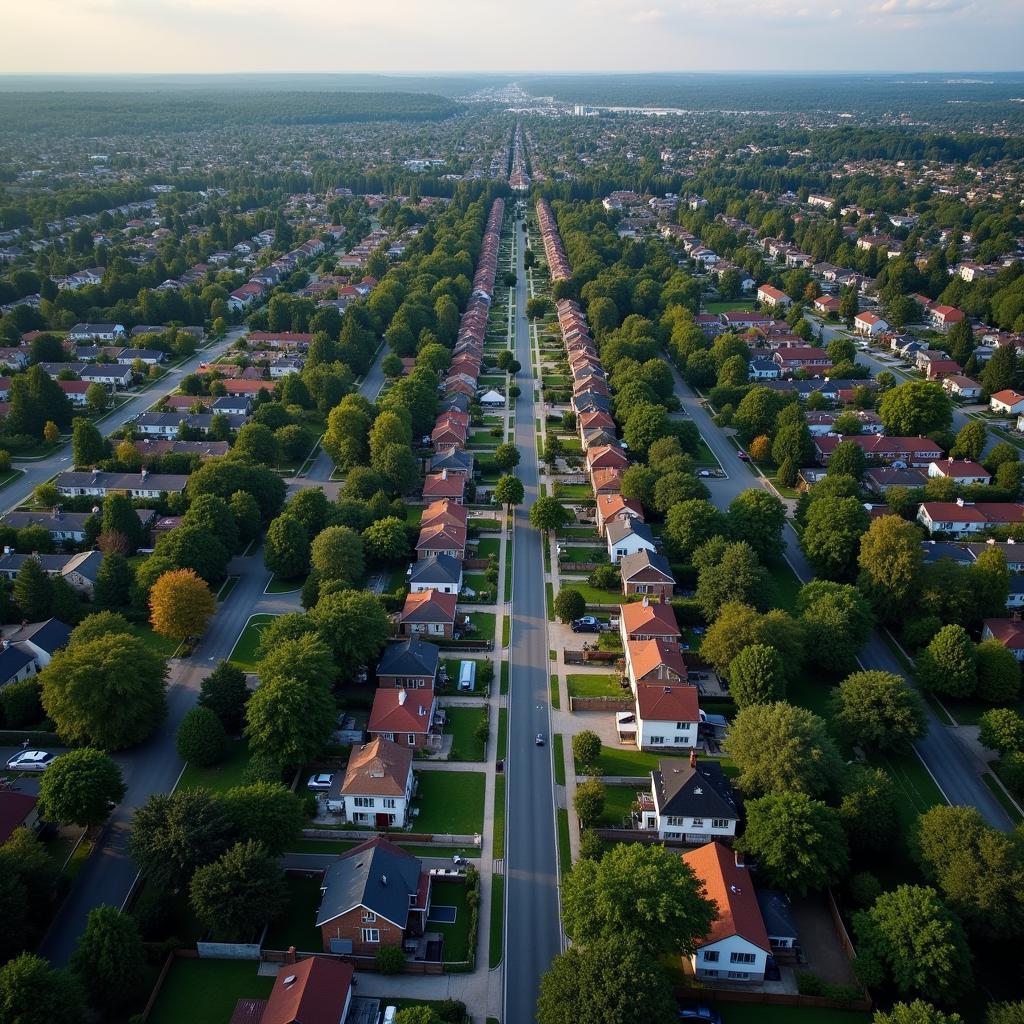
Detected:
[
  {"left": 677, "top": 1005, "right": 722, "bottom": 1024},
  {"left": 737, "top": 450, "right": 750, "bottom": 461},
  {"left": 571, "top": 616, "right": 600, "bottom": 633}
]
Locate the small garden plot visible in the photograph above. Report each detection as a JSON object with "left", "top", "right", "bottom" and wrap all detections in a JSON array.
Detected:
[
  {"left": 446, "top": 705, "right": 488, "bottom": 761},
  {"left": 559, "top": 546, "right": 606, "bottom": 563},
  {"left": 147, "top": 959, "right": 273, "bottom": 1024},
  {"left": 566, "top": 673, "right": 623, "bottom": 698},
  {"left": 552, "top": 483, "right": 594, "bottom": 500},
  {"left": 475, "top": 538, "right": 500, "bottom": 560},
  {"left": 597, "top": 785, "right": 641, "bottom": 827},
  {"left": 583, "top": 745, "right": 690, "bottom": 778},
  {"left": 412, "top": 770, "right": 486, "bottom": 834},
  {"left": 463, "top": 611, "right": 496, "bottom": 642},
  {"left": 428, "top": 880, "right": 472, "bottom": 962},
  {"left": 556, "top": 579, "right": 623, "bottom": 607},
  {"left": 469, "top": 431, "right": 501, "bottom": 448}
]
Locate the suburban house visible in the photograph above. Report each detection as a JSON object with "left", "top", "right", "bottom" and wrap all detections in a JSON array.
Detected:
[
  {"left": 316, "top": 837, "right": 431, "bottom": 955},
  {"left": 0, "top": 791, "right": 39, "bottom": 845},
  {"left": 68, "top": 322, "right": 125, "bottom": 341},
  {"left": 864, "top": 467, "right": 929, "bottom": 494},
  {"left": 595, "top": 494, "right": 644, "bottom": 537},
  {"left": 606, "top": 518, "right": 657, "bottom": 564},
  {"left": 925, "top": 358, "right": 963, "bottom": 382},
  {"left": 634, "top": 683, "right": 700, "bottom": 750},
  {"left": 927, "top": 460, "right": 991, "bottom": 486},
  {"left": 756, "top": 284, "right": 791, "bottom": 309},
  {"left": 416, "top": 501, "right": 468, "bottom": 561},
  {"left": 813, "top": 434, "right": 944, "bottom": 467},
  {"left": 619, "top": 549, "right": 675, "bottom": 601},
  {"left": 682, "top": 842, "right": 772, "bottom": 984},
  {"left": 0, "top": 617, "right": 72, "bottom": 689},
  {"left": 854, "top": 311, "right": 889, "bottom": 336},
  {"left": 367, "top": 688, "right": 438, "bottom": 750},
  {"left": 375, "top": 638, "right": 439, "bottom": 691},
  {"left": 408, "top": 554, "right": 463, "bottom": 595},
  {"left": 982, "top": 617, "right": 1024, "bottom": 661},
  {"left": 239, "top": 957, "right": 355, "bottom": 1024},
  {"left": 422, "top": 470, "right": 466, "bottom": 504},
  {"left": 586, "top": 444, "right": 629, "bottom": 473},
  {"left": 917, "top": 500, "right": 1024, "bottom": 537},
  {"left": 943, "top": 375, "right": 983, "bottom": 401},
  {"left": 0, "top": 550, "right": 104, "bottom": 597},
  {"left": 0, "top": 506, "right": 152, "bottom": 544},
  {"left": 990, "top": 390, "right": 1024, "bottom": 416},
  {"left": 397, "top": 589, "right": 458, "bottom": 639},
  {"left": 55, "top": 469, "right": 188, "bottom": 499},
  {"left": 772, "top": 347, "right": 832, "bottom": 373},
  {"left": 334, "top": 738, "right": 415, "bottom": 828},
  {"left": 619, "top": 599, "right": 681, "bottom": 644},
  {"left": 636, "top": 754, "right": 739, "bottom": 843},
  {"left": 927, "top": 305, "right": 966, "bottom": 332},
  {"left": 748, "top": 358, "right": 780, "bottom": 380},
  {"left": 624, "top": 638, "right": 688, "bottom": 692}
]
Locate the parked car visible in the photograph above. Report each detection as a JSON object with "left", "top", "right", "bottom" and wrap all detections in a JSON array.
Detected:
[
  {"left": 572, "top": 616, "right": 601, "bottom": 633},
  {"left": 677, "top": 1004, "right": 722, "bottom": 1024},
  {"left": 737, "top": 450, "right": 749, "bottom": 461},
  {"left": 5, "top": 750, "right": 57, "bottom": 772},
  {"left": 306, "top": 773, "right": 333, "bottom": 791},
  {"left": 698, "top": 469, "right": 712, "bottom": 477},
  {"left": 452, "top": 854, "right": 469, "bottom": 867}
]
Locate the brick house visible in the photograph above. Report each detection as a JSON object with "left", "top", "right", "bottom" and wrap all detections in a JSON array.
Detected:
[
  {"left": 624, "top": 638, "right": 688, "bottom": 692},
  {"left": 375, "top": 638, "right": 439, "bottom": 690},
  {"left": 619, "top": 599, "right": 680, "bottom": 644},
  {"left": 367, "top": 688, "right": 438, "bottom": 750},
  {"left": 397, "top": 590, "right": 457, "bottom": 639},
  {"left": 619, "top": 549, "right": 675, "bottom": 601},
  {"left": 595, "top": 494, "right": 644, "bottom": 537},
  {"left": 316, "top": 837, "right": 430, "bottom": 955}
]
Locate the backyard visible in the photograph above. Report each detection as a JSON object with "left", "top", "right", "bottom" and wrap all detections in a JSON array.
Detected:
[
  {"left": 178, "top": 738, "right": 252, "bottom": 794},
  {"left": 445, "top": 705, "right": 488, "bottom": 761},
  {"left": 147, "top": 958, "right": 273, "bottom": 1024},
  {"left": 412, "top": 770, "right": 486, "bottom": 835},
  {"left": 428, "top": 879, "right": 473, "bottom": 963},
  {"left": 566, "top": 672, "right": 623, "bottom": 698},
  {"left": 263, "top": 873, "right": 323, "bottom": 953}
]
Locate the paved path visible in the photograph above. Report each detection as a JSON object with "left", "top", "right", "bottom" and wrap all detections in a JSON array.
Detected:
[{"left": 503, "top": 205, "right": 562, "bottom": 1024}]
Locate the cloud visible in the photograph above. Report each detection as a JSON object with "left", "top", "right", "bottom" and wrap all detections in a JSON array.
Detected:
[{"left": 869, "top": 0, "right": 971, "bottom": 14}]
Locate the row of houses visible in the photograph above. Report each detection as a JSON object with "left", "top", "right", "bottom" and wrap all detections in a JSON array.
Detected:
[{"left": 228, "top": 236, "right": 327, "bottom": 312}]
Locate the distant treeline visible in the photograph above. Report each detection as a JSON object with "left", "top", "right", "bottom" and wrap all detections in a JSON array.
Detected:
[{"left": 0, "top": 89, "right": 463, "bottom": 135}]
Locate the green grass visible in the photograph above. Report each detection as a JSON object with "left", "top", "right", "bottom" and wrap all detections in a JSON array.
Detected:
[
  {"left": 983, "top": 771, "right": 1024, "bottom": 824},
  {"left": 228, "top": 613, "right": 277, "bottom": 671},
  {"left": 493, "top": 775, "right": 506, "bottom": 859},
  {"left": 147, "top": 958, "right": 274, "bottom": 1024},
  {"left": 497, "top": 707, "right": 508, "bottom": 759},
  {"left": 546, "top": 581, "right": 554, "bottom": 620},
  {"left": 557, "top": 527, "right": 601, "bottom": 540},
  {"left": 128, "top": 623, "right": 181, "bottom": 659},
  {"left": 550, "top": 673, "right": 560, "bottom": 710},
  {"left": 178, "top": 738, "right": 251, "bottom": 794},
  {"left": 566, "top": 672, "right": 622, "bottom": 698},
  {"left": 694, "top": 437, "right": 719, "bottom": 467},
  {"left": 446, "top": 706, "right": 488, "bottom": 761},
  {"left": 560, "top": 546, "right": 606, "bottom": 563},
  {"left": 429, "top": 880, "right": 472, "bottom": 962},
  {"left": 768, "top": 560, "right": 802, "bottom": 612},
  {"left": 597, "top": 785, "right": 641, "bottom": 827},
  {"left": 703, "top": 299, "right": 755, "bottom": 313},
  {"left": 557, "top": 579, "right": 622, "bottom": 607},
  {"left": 941, "top": 695, "right": 1024, "bottom": 726},
  {"left": 289, "top": 838, "right": 480, "bottom": 857},
  {"left": 489, "top": 874, "right": 505, "bottom": 968},
  {"left": 552, "top": 483, "right": 593, "bottom": 500},
  {"left": 503, "top": 535, "right": 513, "bottom": 602},
  {"left": 476, "top": 537, "right": 500, "bottom": 560},
  {"left": 873, "top": 749, "right": 946, "bottom": 832},
  {"left": 405, "top": 504, "right": 423, "bottom": 525},
  {"left": 263, "top": 875, "right": 323, "bottom": 952},
  {"left": 412, "top": 770, "right": 486, "bottom": 834},
  {"left": 586, "top": 744, "right": 688, "bottom": 778},
  {"left": 556, "top": 808, "right": 572, "bottom": 876},
  {"left": 500, "top": 658, "right": 509, "bottom": 694},
  {"left": 266, "top": 573, "right": 304, "bottom": 594},
  {"left": 552, "top": 733, "right": 566, "bottom": 786},
  {"left": 466, "top": 611, "right": 496, "bottom": 642}
]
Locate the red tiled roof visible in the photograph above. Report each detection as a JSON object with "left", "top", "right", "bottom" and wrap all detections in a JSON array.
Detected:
[
  {"left": 636, "top": 682, "right": 699, "bottom": 722},
  {"left": 368, "top": 689, "right": 434, "bottom": 735},
  {"left": 620, "top": 600, "right": 679, "bottom": 639},
  {"left": 0, "top": 791, "right": 37, "bottom": 845},
  {"left": 400, "top": 589, "right": 457, "bottom": 624},
  {"left": 261, "top": 957, "right": 354, "bottom": 1024}
]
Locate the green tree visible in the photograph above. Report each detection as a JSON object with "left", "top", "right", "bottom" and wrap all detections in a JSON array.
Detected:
[
  {"left": 828, "top": 439, "right": 867, "bottom": 480},
  {"left": 183, "top": 493, "right": 239, "bottom": 553},
  {"left": 874, "top": 1002, "right": 964, "bottom": 1024},
  {"left": 801, "top": 497, "right": 870, "bottom": 580},
  {"left": 571, "top": 730, "right": 602, "bottom": 769},
  {"left": 696, "top": 541, "right": 771, "bottom": 620},
  {"left": 728, "top": 644, "right": 786, "bottom": 708},
  {"left": 245, "top": 676, "right": 335, "bottom": 768},
  {"left": 198, "top": 660, "right": 249, "bottom": 733},
  {"left": 68, "top": 610, "right": 131, "bottom": 646},
  {"left": 494, "top": 474, "right": 524, "bottom": 509},
  {"left": 38, "top": 748, "right": 125, "bottom": 827},
  {"left": 70, "top": 905, "right": 146, "bottom": 1012},
  {"left": 952, "top": 420, "right": 988, "bottom": 462},
  {"left": 0, "top": 954, "right": 87, "bottom": 1024},
  {"left": 796, "top": 581, "right": 875, "bottom": 674},
  {"left": 230, "top": 490, "right": 262, "bottom": 545},
  {"left": 362, "top": 516, "right": 409, "bottom": 564},
  {"left": 915, "top": 624, "right": 977, "bottom": 698},
  {"left": 858, "top": 515, "right": 925, "bottom": 621},
  {"left": 620, "top": 464, "right": 657, "bottom": 508},
  {"left": 220, "top": 782, "right": 304, "bottom": 856},
  {"left": 553, "top": 586, "right": 586, "bottom": 624},
  {"left": 877, "top": 381, "right": 952, "bottom": 436},
  {"left": 257, "top": 633, "right": 335, "bottom": 691},
  {"left": 853, "top": 885, "right": 972, "bottom": 1004},
  {"left": 101, "top": 492, "right": 145, "bottom": 552},
  {"left": 975, "top": 639, "right": 1021, "bottom": 703},
  {"left": 977, "top": 707, "right": 1024, "bottom": 754},
  {"left": 189, "top": 839, "right": 287, "bottom": 938},
  {"left": 833, "top": 670, "right": 927, "bottom": 751},
  {"left": 562, "top": 843, "right": 716, "bottom": 954},
  {"left": 93, "top": 551, "right": 134, "bottom": 609},
  {"left": 981, "top": 344, "right": 1017, "bottom": 395},
  {"left": 71, "top": 417, "right": 108, "bottom": 468},
  {"left": 723, "top": 701, "right": 844, "bottom": 797},
  {"left": 40, "top": 633, "right": 167, "bottom": 750},
  {"left": 263, "top": 514, "right": 310, "bottom": 580},
  {"left": 737, "top": 792, "right": 848, "bottom": 895},
  {"left": 839, "top": 764, "right": 901, "bottom": 855},
  {"left": 493, "top": 442, "right": 521, "bottom": 470},
  {"left": 623, "top": 402, "right": 670, "bottom": 459},
  {"left": 309, "top": 589, "right": 390, "bottom": 668},
  {"left": 665, "top": 499, "right": 726, "bottom": 560},
  {"left": 726, "top": 489, "right": 786, "bottom": 563},
  {"left": 530, "top": 497, "right": 570, "bottom": 533},
  {"left": 310, "top": 525, "right": 364, "bottom": 586},
  {"left": 13, "top": 557, "right": 52, "bottom": 620},
  {"left": 573, "top": 777, "right": 606, "bottom": 826},
  {"left": 176, "top": 706, "right": 227, "bottom": 766},
  {"left": 987, "top": 1004, "right": 1024, "bottom": 1024}
]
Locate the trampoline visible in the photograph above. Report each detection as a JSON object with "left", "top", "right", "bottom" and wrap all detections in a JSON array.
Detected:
[{"left": 428, "top": 905, "right": 458, "bottom": 924}]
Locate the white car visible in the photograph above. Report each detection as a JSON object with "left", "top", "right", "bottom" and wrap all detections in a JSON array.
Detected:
[
  {"left": 306, "top": 773, "right": 334, "bottom": 791},
  {"left": 6, "top": 750, "right": 57, "bottom": 772}
]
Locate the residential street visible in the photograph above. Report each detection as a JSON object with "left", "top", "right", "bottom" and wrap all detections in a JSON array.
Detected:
[{"left": 503, "top": 217, "right": 562, "bottom": 1024}]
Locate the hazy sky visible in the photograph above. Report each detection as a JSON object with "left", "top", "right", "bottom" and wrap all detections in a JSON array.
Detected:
[{"left": 5, "top": 0, "right": 1023, "bottom": 73}]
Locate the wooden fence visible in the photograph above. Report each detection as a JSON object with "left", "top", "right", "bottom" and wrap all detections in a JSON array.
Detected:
[
  {"left": 569, "top": 696, "right": 633, "bottom": 712},
  {"left": 563, "top": 648, "right": 618, "bottom": 665}
]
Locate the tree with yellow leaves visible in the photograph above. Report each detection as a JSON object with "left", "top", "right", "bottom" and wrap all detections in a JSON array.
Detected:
[{"left": 149, "top": 568, "right": 216, "bottom": 641}]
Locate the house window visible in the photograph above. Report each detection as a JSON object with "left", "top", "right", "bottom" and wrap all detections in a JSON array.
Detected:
[
  {"left": 360, "top": 928, "right": 380, "bottom": 944},
  {"left": 383, "top": 799, "right": 396, "bottom": 809},
  {"left": 727, "top": 971, "right": 749, "bottom": 980},
  {"left": 675, "top": 722, "right": 690, "bottom": 730},
  {"left": 701, "top": 969, "right": 719, "bottom": 978},
  {"left": 730, "top": 952, "right": 756, "bottom": 964},
  {"left": 635, "top": 584, "right": 650, "bottom": 594},
  {"left": 354, "top": 797, "right": 374, "bottom": 808},
  {"left": 361, "top": 911, "right": 377, "bottom": 923},
  {"left": 383, "top": 732, "right": 395, "bottom": 741},
  {"left": 691, "top": 817, "right": 704, "bottom": 828},
  {"left": 650, "top": 736, "right": 665, "bottom": 745},
  {"left": 712, "top": 818, "right": 730, "bottom": 829},
  {"left": 408, "top": 734, "right": 416, "bottom": 745},
  {"left": 703, "top": 950, "right": 720, "bottom": 963}
]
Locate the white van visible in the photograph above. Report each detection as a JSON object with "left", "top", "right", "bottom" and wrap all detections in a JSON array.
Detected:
[
  {"left": 382, "top": 1007, "right": 397, "bottom": 1024},
  {"left": 458, "top": 660, "right": 476, "bottom": 691}
]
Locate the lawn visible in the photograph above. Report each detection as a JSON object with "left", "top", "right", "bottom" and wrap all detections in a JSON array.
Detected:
[
  {"left": 941, "top": 695, "right": 1024, "bottom": 726},
  {"left": 703, "top": 299, "right": 754, "bottom": 314},
  {"left": 497, "top": 707, "right": 508, "bottom": 760},
  {"left": 585, "top": 744, "right": 689, "bottom": 778},
  {"left": 493, "top": 774, "right": 506, "bottom": 859},
  {"left": 873, "top": 748, "right": 946, "bottom": 832},
  {"left": 489, "top": 874, "right": 504, "bottom": 968},
  {"left": 148, "top": 958, "right": 273, "bottom": 1024},
  {"left": 465, "top": 611, "right": 496, "bottom": 642},
  {"left": 558, "top": 578, "right": 623, "bottom": 607},
  {"left": 552, "top": 483, "right": 593, "bottom": 500},
  {"left": 560, "top": 546, "right": 606, "bottom": 563},
  {"left": 475, "top": 538, "right": 500, "bottom": 560},
  {"left": 983, "top": 771, "right": 1024, "bottom": 825},
  {"left": 412, "top": 770, "right": 486, "bottom": 835},
  {"left": 446, "top": 706, "right": 488, "bottom": 761},
  {"left": 178, "top": 738, "right": 252, "bottom": 794},
  {"left": 266, "top": 573, "right": 304, "bottom": 594},
  {"left": 552, "top": 733, "right": 566, "bottom": 786},
  {"left": 768, "top": 560, "right": 803, "bottom": 612},
  {"left": 566, "top": 672, "right": 623, "bottom": 698},
  {"left": 129, "top": 624, "right": 180, "bottom": 659},
  {"left": 429, "top": 880, "right": 472, "bottom": 963},
  {"left": 228, "top": 613, "right": 277, "bottom": 671},
  {"left": 556, "top": 808, "right": 572, "bottom": 875},
  {"left": 289, "top": 838, "right": 480, "bottom": 858},
  {"left": 597, "top": 785, "right": 640, "bottom": 827},
  {"left": 263, "top": 874, "right": 322, "bottom": 952}
]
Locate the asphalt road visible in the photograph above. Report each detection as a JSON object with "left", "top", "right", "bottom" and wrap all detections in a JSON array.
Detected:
[
  {"left": 503, "top": 216, "right": 562, "bottom": 1024},
  {"left": 672, "top": 362, "right": 1011, "bottom": 830},
  {"left": 4, "top": 327, "right": 247, "bottom": 515}
]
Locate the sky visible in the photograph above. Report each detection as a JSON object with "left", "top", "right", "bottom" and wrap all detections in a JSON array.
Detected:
[{"left": 4, "top": 0, "right": 1023, "bottom": 74}]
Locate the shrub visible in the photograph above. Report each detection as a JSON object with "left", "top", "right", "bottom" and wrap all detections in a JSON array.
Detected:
[
  {"left": 175, "top": 707, "right": 227, "bottom": 766},
  {"left": 797, "top": 972, "right": 825, "bottom": 996},
  {"left": 241, "top": 750, "right": 283, "bottom": 785},
  {"left": 0, "top": 678, "right": 42, "bottom": 728},
  {"left": 849, "top": 871, "right": 883, "bottom": 908},
  {"left": 998, "top": 751, "right": 1024, "bottom": 796},
  {"left": 572, "top": 730, "right": 602, "bottom": 769},
  {"left": 375, "top": 945, "right": 406, "bottom": 974}
]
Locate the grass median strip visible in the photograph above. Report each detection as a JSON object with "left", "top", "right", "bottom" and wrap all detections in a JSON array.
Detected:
[
  {"left": 493, "top": 775, "right": 506, "bottom": 859},
  {"left": 488, "top": 873, "right": 505, "bottom": 969},
  {"left": 550, "top": 673, "right": 560, "bottom": 710},
  {"left": 552, "top": 734, "right": 566, "bottom": 786},
  {"left": 556, "top": 808, "right": 572, "bottom": 876}
]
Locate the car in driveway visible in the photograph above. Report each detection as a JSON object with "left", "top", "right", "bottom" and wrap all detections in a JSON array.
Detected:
[
  {"left": 677, "top": 1004, "right": 721, "bottom": 1024},
  {"left": 571, "top": 616, "right": 601, "bottom": 633},
  {"left": 6, "top": 750, "right": 57, "bottom": 772},
  {"left": 306, "top": 773, "right": 334, "bottom": 791}
]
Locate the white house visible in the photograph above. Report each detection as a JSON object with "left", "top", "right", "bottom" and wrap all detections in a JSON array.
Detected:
[
  {"left": 756, "top": 284, "right": 791, "bottom": 308},
  {"left": 606, "top": 518, "right": 657, "bottom": 564},
  {"left": 854, "top": 311, "right": 889, "bottom": 336},
  {"left": 636, "top": 755, "right": 739, "bottom": 843},
  {"left": 927, "top": 460, "right": 991, "bottom": 486},
  {"left": 683, "top": 842, "right": 772, "bottom": 984},
  {"left": 68, "top": 322, "right": 124, "bottom": 342},
  {"left": 331, "top": 738, "right": 414, "bottom": 827},
  {"left": 991, "top": 389, "right": 1024, "bottom": 416},
  {"left": 917, "top": 500, "right": 1024, "bottom": 537},
  {"left": 944, "top": 375, "right": 983, "bottom": 401},
  {"left": 635, "top": 683, "right": 700, "bottom": 750}
]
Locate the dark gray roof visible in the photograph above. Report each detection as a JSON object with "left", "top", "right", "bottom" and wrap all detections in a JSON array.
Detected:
[
  {"left": 14, "top": 618, "right": 72, "bottom": 655},
  {"left": 409, "top": 554, "right": 462, "bottom": 587},
  {"left": 920, "top": 541, "right": 975, "bottom": 566},
  {"left": 619, "top": 548, "right": 674, "bottom": 582},
  {"left": 439, "top": 393, "right": 470, "bottom": 414},
  {"left": 653, "top": 759, "right": 738, "bottom": 820},
  {"left": 606, "top": 518, "right": 655, "bottom": 547},
  {"left": 376, "top": 638, "right": 439, "bottom": 679},
  {"left": 316, "top": 839, "right": 422, "bottom": 928},
  {"left": 0, "top": 644, "right": 35, "bottom": 682},
  {"left": 430, "top": 449, "right": 473, "bottom": 473},
  {"left": 756, "top": 889, "right": 798, "bottom": 941}
]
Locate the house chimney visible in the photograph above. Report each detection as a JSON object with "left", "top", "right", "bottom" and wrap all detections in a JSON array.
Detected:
[
  {"left": 285, "top": 945, "right": 297, "bottom": 965},
  {"left": 690, "top": 748, "right": 697, "bottom": 769},
  {"left": 442, "top": 469, "right": 448, "bottom": 481},
  {"left": 398, "top": 689, "right": 408, "bottom": 705}
]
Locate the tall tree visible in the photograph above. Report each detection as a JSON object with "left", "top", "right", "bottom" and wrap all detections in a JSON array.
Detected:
[
  {"left": 244, "top": 676, "right": 335, "bottom": 768},
  {"left": 149, "top": 568, "right": 216, "bottom": 641},
  {"left": 70, "top": 905, "right": 146, "bottom": 1013},
  {"left": 877, "top": 381, "right": 952, "bottom": 436},
  {"left": 833, "top": 670, "right": 927, "bottom": 751},
  {"left": 198, "top": 660, "right": 249, "bottom": 733},
  {"left": 858, "top": 515, "right": 925, "bottom": 621},
  {"left": 915, "top": 624, "right": 977, "bottom": 698},
  {"left": 37, "top": 748, "right": 125, "bottom": 827}
]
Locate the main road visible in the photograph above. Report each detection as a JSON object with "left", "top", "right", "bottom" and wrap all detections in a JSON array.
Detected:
[
  {"left": 670, "top": 361, "right": 1011, "bottom": 830},
  {"left": 503, "top": 210, "right": 562, "bottom": 1023}
]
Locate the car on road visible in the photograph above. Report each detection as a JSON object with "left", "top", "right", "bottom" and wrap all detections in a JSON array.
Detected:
[
  {"left": 677, "top": 1004, "right": 721, "bottom": 1024},
  {"left": 5, "top": 750, "right": 57, "bottom": 772},
  {"left": 737, "top": 450, "right": 749, "bottom": 461},
  {"left": 535, "top": 734, "right": 545, "bottom": 746},
  {"left": 306, "top": 773, "right": 333, "bottom": 791},
  {"left": 571, "top": 616, "right": 601, "bottom": 633}
]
